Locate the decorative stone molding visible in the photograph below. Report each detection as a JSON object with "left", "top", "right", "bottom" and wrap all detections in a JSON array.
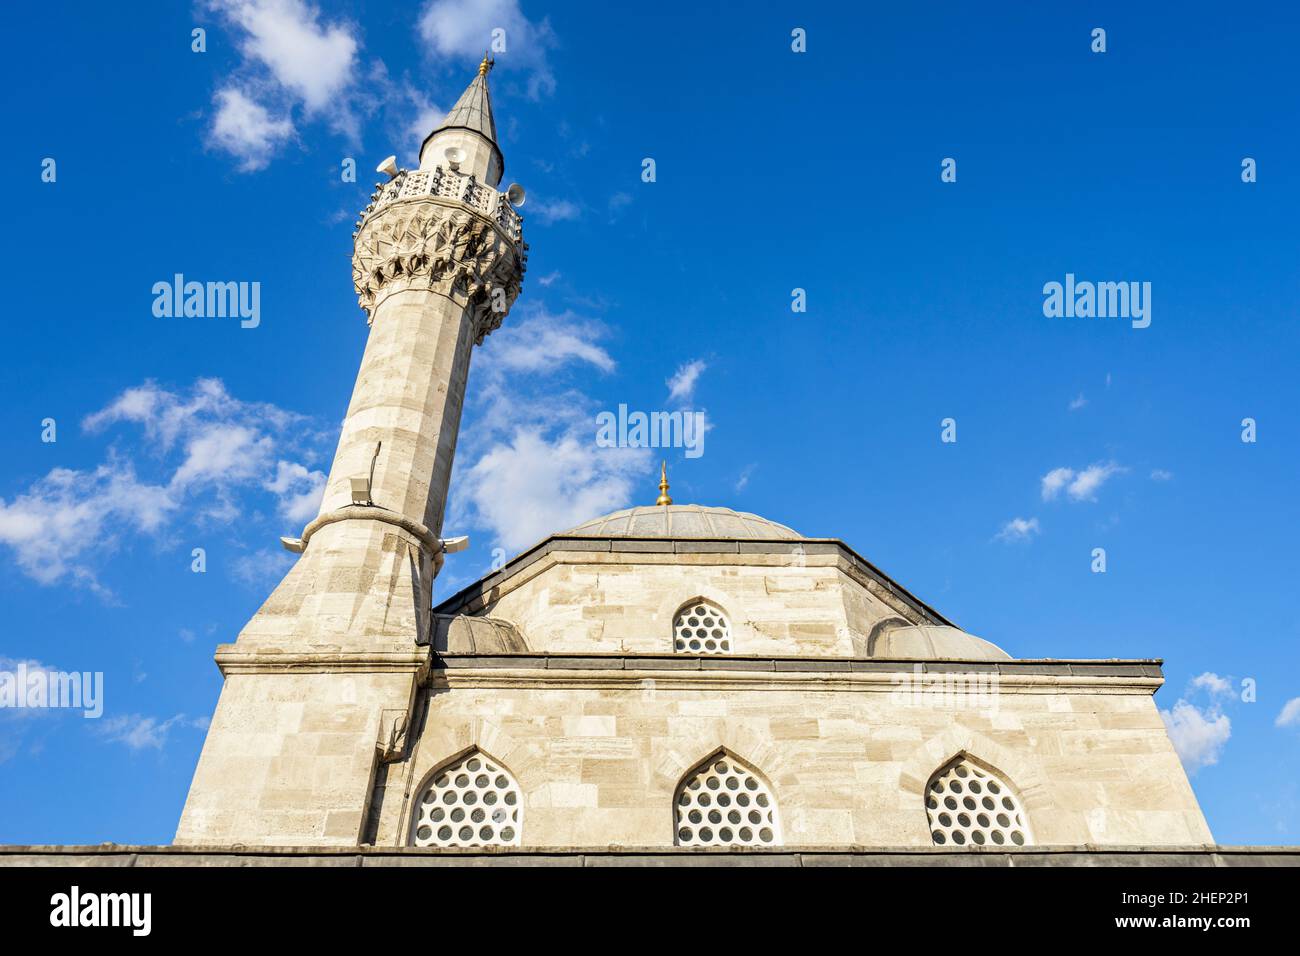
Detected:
[
  {"left": 351, "top": 166, "right": 527, "bottom": 340},
  {"left": 297, "top": 504, "right": 444, "bottom": 564},
  {"left": 377, "top": 708, "right": 410, "bottom": 764}
]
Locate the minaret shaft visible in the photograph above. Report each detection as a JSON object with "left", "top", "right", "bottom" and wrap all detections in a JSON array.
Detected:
[{"left": 320, "top": 287, "right": 477, "bottom": 537}]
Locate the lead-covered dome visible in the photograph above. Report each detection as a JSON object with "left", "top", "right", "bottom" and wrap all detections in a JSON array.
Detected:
[
  {"left": 564, "top": 504, "right": 802, "bottom": 540},
  {"left": 872, "top": 625, "right": 1011, "bottom": 661}
]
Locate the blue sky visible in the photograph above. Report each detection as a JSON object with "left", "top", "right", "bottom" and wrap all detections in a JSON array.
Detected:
[{"left": 1, "top": 1, "right": 1297, "bottom": 845}]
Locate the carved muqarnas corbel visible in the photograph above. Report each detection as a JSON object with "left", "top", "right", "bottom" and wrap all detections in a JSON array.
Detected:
[{"left": 352, "top": 201, "right": 523, "bottom": 342}]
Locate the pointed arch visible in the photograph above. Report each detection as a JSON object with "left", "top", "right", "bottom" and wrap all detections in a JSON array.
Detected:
[
  {"left": 924, "top": 753, "right": 1033, "bottom": 847},
  {"left": 409, "top": 748, "right": 522, "bottom": 847},
  {"left": 671, "top": 597, "right": 733, "bottom": 654},
  {"left": 673, "top": 749, "right": 781, "bottom": 847}
]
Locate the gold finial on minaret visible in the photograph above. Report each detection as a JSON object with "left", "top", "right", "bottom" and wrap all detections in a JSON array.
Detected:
[
  {"left": 479, "top": 52, "right": 494, "bottom": 76},
  {"left": 655, "top": 460, "right": 673, "bottom": 506}
]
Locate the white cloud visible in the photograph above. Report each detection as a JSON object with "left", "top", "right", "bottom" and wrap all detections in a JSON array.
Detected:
[
  {"left": 0, "top": 463, "right": 174, "bottom": 592},
  {"left": 1067, "top": 461, "right": 1124, "bottom": 501},
  {"left": 205, "top": 0, "right": 362, "bottom": 168},
  {"left": 463, "top": 429, "right": 648, "bottom": 551},
  {"left": 1190, "top": 672, "right": 1234, "bottom": 700},
  {"left": 265, "top": 460, "right": 327, "bottom": 524},
  {"left": 210, "top": 0, "right": 358, "bottom": 113},
  {"left": 404, "top": 88, "right": 445, "bottom": 152},
  {"left": 418, "top": 0, "right": 558, "bottom": 98},
  {"left": 1276, "top": 698, "right": 1300, "bottom": 729},
  {"left": 450, "top": 302, "right": 650, "bottom": 556},
  {"left": 666, "top": 360, "right": 707, "bottom": 404},
  {"left": 535, "top": 270, "right": 560, "bottom": 288},
  {"left": 735, "top": 463, "right": 756, "bottom": 493},
  {"left": 478, "top": 306, "right": 615, "bottom": 375},
  {"left": 96, "top": 713, "right": 195, "bottom": 751},
  {"left": 1151, "top": 469, "right": 1174, "bottom": 482},
  {"left": 0, "top": 379, "right": 325, "bottom": 596},
  {"left": 995, "top": 516, "right": 1040, "bottom": 543},
  {"left": 209, "top": 87, "right": 295, "bottom": 172},
  {"left": 1160, "top": 699, "right": 1231, "bottom": 774},
  {"left": 1040, "top": 461, "right": 1125, "bottom": 502},
  {"left": 172, "top": 424, "right": 273, "bottom": 490},
  {"left": 608, "top": 192, "right": 633, "bottom": 218},
  {"left": 1040, "top": 467, "right": 1074, "bottom": 501},
  {"left": 1068, "top": 393, "right": 1087, "bottom": 411},
  {"left": 529, "top": 197, "right": 581, "bottom": 225},
  {"left": 232, "top": 548, "right": 297, "bottom": 590}
]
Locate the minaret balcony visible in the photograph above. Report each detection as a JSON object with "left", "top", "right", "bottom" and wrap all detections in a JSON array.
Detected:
[{"left": 355, "top": 165, "right": 524, "bottom": 245}]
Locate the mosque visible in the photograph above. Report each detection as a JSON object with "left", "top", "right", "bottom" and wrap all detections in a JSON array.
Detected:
[{"left": 166, "top": 59, "right": 1216, "bottom": 860}]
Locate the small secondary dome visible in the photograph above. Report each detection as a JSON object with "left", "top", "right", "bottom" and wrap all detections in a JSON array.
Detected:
[
  {"left": 873, "top": 624, "right": 1011, "bottom": 661},
  {"left": 565, "top": 504, "right": 803, "bottom": 540}
]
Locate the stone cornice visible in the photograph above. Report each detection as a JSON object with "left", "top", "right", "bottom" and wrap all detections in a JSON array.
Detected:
[
  {"left": 429, "top": 653, "right": 1165, "bottom": 695},
  {"left": 215, "top": 644, "right": 432, "bottom": 677},
  {"left": 432, "top": 535, "right": 953, "bottom": 627},
  {"left": 5, "top": 844, "right": 1294, "bottom": 866}
]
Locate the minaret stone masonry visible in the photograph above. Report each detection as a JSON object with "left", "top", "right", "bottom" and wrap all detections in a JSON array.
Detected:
[{"left": 175, "top": 60, "right": 526, "bottom": 846}]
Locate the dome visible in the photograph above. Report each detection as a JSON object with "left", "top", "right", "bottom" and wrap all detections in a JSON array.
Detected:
[
  {"left": 872, "top": 625, "right": 1011, "bottom": 661},
  {"left": 564, "top": 504, "right": 803, "bottom": 540}
]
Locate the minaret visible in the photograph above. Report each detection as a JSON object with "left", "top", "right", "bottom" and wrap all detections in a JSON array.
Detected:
[{"left": 176, "top": 59, "right": 527, "bottom": 846}]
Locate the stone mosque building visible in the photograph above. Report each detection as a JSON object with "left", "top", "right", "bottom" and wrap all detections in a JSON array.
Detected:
[{"left": 157, "top": 60, "right": 1222, "bottom": 862}]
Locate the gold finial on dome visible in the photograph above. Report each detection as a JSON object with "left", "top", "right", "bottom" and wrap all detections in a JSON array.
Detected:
[
  {"left": 478, "top": 52, "right": 494, "bottom": 76},
  {"left": 655, "top": 460, "right": 673, "bottom": 506}
]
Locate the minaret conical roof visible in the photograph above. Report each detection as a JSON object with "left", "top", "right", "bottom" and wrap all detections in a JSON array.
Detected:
[
  {"left": 421, "top": 57, "right": 504, "bottom": 177},
  {"left": 435, "top": 71, "right": 498, "bottom": 142}
]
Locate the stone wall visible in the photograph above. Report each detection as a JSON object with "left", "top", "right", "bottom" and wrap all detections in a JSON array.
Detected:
[
  {"left": 472, "top": 549, "right": 932, "bottom": 657},
  {"left": 367, "top": 660, "right": 1212, "bottom": 849}
]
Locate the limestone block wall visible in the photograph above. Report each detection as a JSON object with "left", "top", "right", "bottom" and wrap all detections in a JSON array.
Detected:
[
  {"left": 175, "top": 659, "right": 423, "bottom": 846},
  {"left": 478, "top": 551, "right": 923, "bottom": 657},
  {"left": 372, "top": 667, "right": 1212, "bottom": 848}
]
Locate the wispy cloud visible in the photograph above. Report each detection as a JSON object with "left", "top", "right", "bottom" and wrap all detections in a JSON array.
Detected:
[
  {"left": 528, "top": 197, "right": 581, "bottom": 225},
  {"left": 1068, "top": 393, "right": 1087, "bottom": 411},
  {"left": 666, "top": 360, "right": 707, "bottom": 404},
  {"left": 1276, "top": 698, "right": 1300, "bottom": 729},
  {"left": 480, "top": 305, "right": 614, "bottom": 375},
  {"left": 1150, "top": 468, "right": 1174, "bottom": 482},
  {"left": 0, "top": 379, "right": 327, "bottom": 596},
  {"left": 1040, "top": 461, "right": 1125, "bottom": 502},
  {"left": 95, "top": 713, "right": 203, "bottom": 751},
  {"left": 264, "top": 461, "right": 326, "bottom": 524},
  {"left": 418, "top": 0, "right": 558, "bottom": 99},
  {"left": 994, "top": 516, "right": 1040, "bottom": 543},
  {"left": 232, "top": 547, "right": 297, "bottom": 590},
  {"left": 735, "top": 463, "right": 757, "bottom": 493}
]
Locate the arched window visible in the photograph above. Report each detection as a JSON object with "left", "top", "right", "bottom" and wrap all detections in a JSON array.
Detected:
[
  {"left": 672, "top": 599, "right": 732, "bottom": 654},
  {"left": 411, "top": 750, "right": 522, "bottom": 848},
  {"left": 674, "top": 753, "right": 780, "bottom": 847},
  {"left": 925, "top": 755, "right": 1031, "bottom": 847}
]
